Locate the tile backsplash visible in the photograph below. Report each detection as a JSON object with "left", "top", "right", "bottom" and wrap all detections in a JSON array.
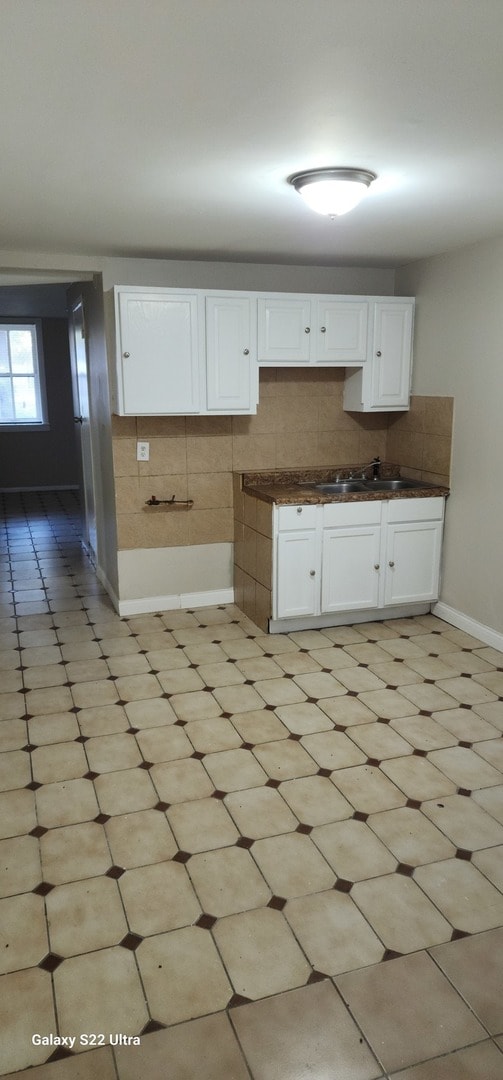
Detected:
[{"left": 112, "top": 369, "right": 453, "bottom": 550}]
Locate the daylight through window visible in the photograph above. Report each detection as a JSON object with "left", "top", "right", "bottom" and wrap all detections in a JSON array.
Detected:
[{"left": 0, "top": 322, "right": 46, "bottom": 425}]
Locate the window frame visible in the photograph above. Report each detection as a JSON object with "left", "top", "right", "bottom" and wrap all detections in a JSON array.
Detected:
[{"left": 0, "top": 318, "right": 49, "bottom": 431}]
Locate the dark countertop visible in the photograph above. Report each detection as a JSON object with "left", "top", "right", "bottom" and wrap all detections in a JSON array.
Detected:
[{"left": 240, "top": 465, "right": 450, "bottom": 506}]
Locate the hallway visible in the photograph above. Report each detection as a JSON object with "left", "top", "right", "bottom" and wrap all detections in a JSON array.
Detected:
[{"left": 1, "top": 491, "right": 503, "bottom": 1079}]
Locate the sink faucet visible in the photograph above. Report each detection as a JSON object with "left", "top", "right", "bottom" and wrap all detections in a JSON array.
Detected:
[{"left": 357, "top": 456, "right": 381, "bottom": 480}]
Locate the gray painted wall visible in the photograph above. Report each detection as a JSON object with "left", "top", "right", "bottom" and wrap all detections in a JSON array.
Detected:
[{"left": 396, "top": 235, "right": 503, "bottom": 636}]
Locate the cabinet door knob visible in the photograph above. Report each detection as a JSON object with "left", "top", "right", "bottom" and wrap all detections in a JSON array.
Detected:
[
  {"left": 374, "top": 563, "right": 380, "bottom": 570},
  {"left": 376, "top": 350, "right": 382, "bottom": 357},
  {"left": 309, "top": 570, "right": 316, "bottom": 577},
  {"left": 320, "top": 326, "right": 326, "bottom": 333},
  {"left": 304, "top": 327, "right": 310, "bottom": 334},
  {"left": 296, "top": 507, "right": 303, "bottom": 514},
  {"left": 243, "top": 348, "right": 249, "bottom": 355},
  {"left": 123, "top": 351, "right": 130, "bottom": 358},
  {"left": 389, "top": 560, "right": 395, "bottom": 567}
]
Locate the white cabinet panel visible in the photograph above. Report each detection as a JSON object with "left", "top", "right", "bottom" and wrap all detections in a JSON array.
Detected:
[
  {"left": 116, "top": 291, "right": 201, "bottom": 415},
  {"left": 343, "top": 298, "right": 414, "bottom": 412},
  {"left": 316, "top": 300, "right": 368, "bottom": 364},
  {"left": 322, "top": 525, "right": 381, "bottom": 612},
  {"left": 259, "top": 295, "right": 368, "bottom": 366},
  {"left": 205, "top": 296, "right": 258, "bottom": 412},
  {"left": 276, "top": 530, "right": 320, "bottom": 618},
  {"left": 371, "top": 301, "right": 414, "bottom": 408},
  {"left": 383, "top": 520, "right": 443, "bottom": 605},
  {"left": 258, "top": 298, "right": 312, "bottom": 363}
]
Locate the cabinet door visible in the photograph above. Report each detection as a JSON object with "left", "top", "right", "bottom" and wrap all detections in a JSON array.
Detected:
[
  {"left": 370, "top": 301, "right": 413, "bottom": 408},
  {"left": 321, "top": 525, "right": 381, "bottom": 612},
  {"left": 116, "top": 291, "right": 200, "bottom": 414},
  {"left": 276, "top": 531, "right": 319, "bottom": 618},
  {"left": 316, "top": 300, "right": 368, "bottom": 364},
  {"left": 383, "top": 521, "right": 443, "bottom": 605},
  {"left": 258, "top": 297, "right": 312, "bottom": 363},
  {"left": 206, "top": 296, "right": 258, "bottom": 412}
]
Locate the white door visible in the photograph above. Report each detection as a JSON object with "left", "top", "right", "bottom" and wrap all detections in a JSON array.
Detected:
[
  {"left": 206, "top": 296, "right": 257, "bottom": 411},
  {"left": 370, "top": 301, "right": 413, "bottom": 408},
  {"left": 258, "top": 297, "right": 312, "bottom": 363},
  {"left": 117, "top": 291, "right": 201, "bottom": 414},
  {"left": 321, "top": 525, "right": 381, "bottom": 611},
  {"left": 275, "top": 530, "right": 319, "bottom": 618},
  {"left": 383, "top": 521, "right": 443, "bottom": 605},
  {"left": 316, "top": 300, "right": 368, "bottom": 364},
  {"left": 69, "top": 299, "right": 97, "bottom": 559}
]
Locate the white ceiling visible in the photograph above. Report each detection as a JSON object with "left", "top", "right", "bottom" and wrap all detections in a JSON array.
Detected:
[{"left": 2, "top": 0, "right": 503, "bottom": 268}]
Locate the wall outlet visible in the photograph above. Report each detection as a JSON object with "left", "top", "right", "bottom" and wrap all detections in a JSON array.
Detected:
[{"left": 136, "top": 441, "right": 150, "bottom": 462}]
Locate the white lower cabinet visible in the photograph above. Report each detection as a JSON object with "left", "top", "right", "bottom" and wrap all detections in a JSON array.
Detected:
[
  {"left": 321, "top": 500, "right": 382, "bottom": 613},
  {"left": 273, "top": 497, "right": 445, "bottom": 625}
]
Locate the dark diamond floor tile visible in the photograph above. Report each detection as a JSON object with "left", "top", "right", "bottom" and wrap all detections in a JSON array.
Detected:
[
  {"left": 120, "top": 932, "right": 143, "bottom": 950},
  {"left": 196, "top": 913, "right": 217, "bottom": 929},
  {"left": 38, "top": 952, "right": 64, "bottom": 972},
  {"left": 267, "top": 895, "right": 287, "bottom": 910},
  {"left": 33, "top": 882, "right": 55, "bottom": 895}
]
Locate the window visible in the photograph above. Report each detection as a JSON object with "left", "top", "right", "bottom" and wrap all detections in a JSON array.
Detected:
[{"left": 0, "top": 320, "right": 48, "bottom": 428}]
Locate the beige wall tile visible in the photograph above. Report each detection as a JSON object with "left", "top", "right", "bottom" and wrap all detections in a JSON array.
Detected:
[
  {"left": 137, "top": 416, "right": 187, "bottom": 438},
  {"left": 112, "top": 416, "right": 137, "bottom": 437},
  {"left": 244, "top": 494, "right": 257, "bottom": 529},
  {"left": 388, "top": 395, "right": 427, "bottom": 434},
  {"left": 318, "top": 398, "right": 358, "bottom": 432},
  {"left": 188, "top": 473, "right": 233, "bottom": 510},
  {"left": 256, "top": 533, "right": 272, "bottom": 589},
  {"left": 234, "top": 520, "right": 245, "bottom": 570},
  {"left": 275, "top": 433, "right": 319, "bottom": 468},
  {"left": 254, "top": 583, "right": 271, "bottom": 633},
  {"left": 233, "top": 565, "right": 245, "bottom": 611},
  {"left": 386, "top": 431, "right": 424, "bottom": 471},
  {"left": 257, "top": 368, "right": 278, "bottom": 398},
  {"left": 232, "top": 435, "right": 277, "bottom": 470},
  {"left": 139, "top": 474, "right": 189, "bottom": 504},
  {"left": 233, "top": 475, "right": 245, "bottom": 523},
  {"left": 115, "top": 476, "right": 141, "bottom": 515},
  {"left": 314, "top": 370, "right": 345, "bottom": 396},
  {"left": 232, "top": 401, "right": 283, "bottom": 436},
  {"left": 113, "top": 438, "right": 138, "bottom": 477},
  {"left": 187, "top": 435, "right": 233, "bottom": 473},
  {"left": 188, "top": 508, "right": 234, "bottom": 545},
  {"left": 273, "top": 397, "right": 320, "bottom": 434},
  {"left": 423, "top": 396, "right": 454, "bottom": 435},
  {"left": 186, "top": 415, "right": 232, "bottom": 436},
  {"left": 117, "top": 512, "right": 190, "bottom": 550},
  {"left": 422, "top": 434, "right": 452, "bottom": 475},
  {"left": 243, "top": 526, "right": 257, "bottom": 578},
  {"left": 358, "top": 429, "right": 388, "bottom": 462},
  {"left": 317, "top": 431, "right": 360, "bottom": 465},
  {"left": 255, "top": 499, "right": 272, "bottom": 539},
  {"left": 242, "top": 572, "right": 256, "bottom": 623},
  {"left": 139, "top": 438, "right": 187, "bottom": 476}
]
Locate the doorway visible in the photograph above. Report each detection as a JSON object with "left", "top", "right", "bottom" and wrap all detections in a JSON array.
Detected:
[{"left": 68, "top": 296, "right": 97, "bottom": 560}]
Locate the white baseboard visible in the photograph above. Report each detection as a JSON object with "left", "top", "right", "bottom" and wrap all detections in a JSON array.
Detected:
[
  {"left": 117, "top": 587, "right": 235, "bottom": 618},
  {"left": 433, "top": 602, "right": 503, "bottom": 652},
  {"left": 269, "top": 603, "right": 430, "bottom": 635}
]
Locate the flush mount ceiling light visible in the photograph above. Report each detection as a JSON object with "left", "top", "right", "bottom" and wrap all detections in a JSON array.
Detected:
[{"left": 289, "top": 167, "right": 377, "bottom": 217}]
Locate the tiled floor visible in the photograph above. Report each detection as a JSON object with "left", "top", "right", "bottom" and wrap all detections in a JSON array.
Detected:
[{"left": 1, "top": 491, "right": 503, "bottom": 1079}]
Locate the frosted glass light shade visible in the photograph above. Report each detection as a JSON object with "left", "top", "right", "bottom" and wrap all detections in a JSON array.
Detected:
[{"left": 289, "top": 168, "right": 376, "bottom": 216}]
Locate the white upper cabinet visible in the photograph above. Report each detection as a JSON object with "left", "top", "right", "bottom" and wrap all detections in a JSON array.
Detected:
[
  {"left": 113, "top": 287, "right": 414, "bottom": 416},
  {"left": 343, "top": 298, "right": 414, "bottom": 412},
  {"left": 115, "top": 289, "right": 201, "bottom": 415},
  {"left": 315, "top": 300, "right": 368, "bottom": 364},
  {"left": 113, "top": 287, "right": 258, "bottom": 416},
  {"left": 258, "top": 296, "right": 368, "bottom": 366},
  {"left": 205, "top": 295, "right": 258, "bottom": 413},
  {"left": 257, "top": 297, "right": 312, "bottom": 363}
]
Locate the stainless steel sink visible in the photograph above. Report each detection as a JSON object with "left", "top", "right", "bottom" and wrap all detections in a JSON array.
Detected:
[
  {"left": 314, "top": 481, "right": 368, "bottom": 494},
  {"left": 362, "top": 478, "right": 431, "bottom": 491}
]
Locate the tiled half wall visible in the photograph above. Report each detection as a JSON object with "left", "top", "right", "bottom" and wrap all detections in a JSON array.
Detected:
[{"left": 112, "top": 368, "right": 453, "bottom": 552}]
